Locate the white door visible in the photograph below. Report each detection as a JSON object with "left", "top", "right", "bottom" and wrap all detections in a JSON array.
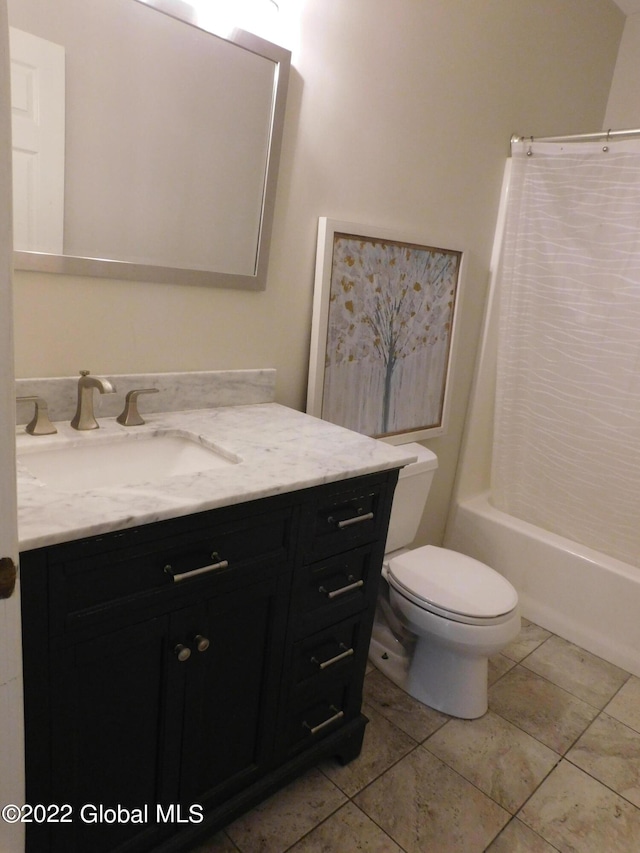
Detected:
[
  {"left": 10, "top": 25, "right": 65, "bottom": 254},
  {"left": 1, "top": 3, "right": 24, "bottom": 852}
]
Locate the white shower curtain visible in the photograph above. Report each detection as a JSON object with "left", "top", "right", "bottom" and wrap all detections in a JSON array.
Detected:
[{"left": 492, "top": 137, "right": 640, "bottom": 569}]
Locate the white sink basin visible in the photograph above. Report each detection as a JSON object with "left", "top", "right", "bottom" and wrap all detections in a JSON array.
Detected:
[{"left": 18, "top": 431, "right": 240, "bottom": 491}]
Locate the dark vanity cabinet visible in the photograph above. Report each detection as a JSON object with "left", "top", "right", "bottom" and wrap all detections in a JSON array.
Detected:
[{"left": 20, "top": 470, "right": 398, "bottom": 853}]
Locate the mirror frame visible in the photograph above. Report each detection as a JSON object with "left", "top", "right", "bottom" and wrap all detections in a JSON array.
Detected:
[{"left": 12, "top": 0, "right": 291, "bottom": 290}]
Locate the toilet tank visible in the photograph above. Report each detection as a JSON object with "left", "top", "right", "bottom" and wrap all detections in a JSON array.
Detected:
[{"left": 385, "top": 443, "right": 438, "bottom": 554}]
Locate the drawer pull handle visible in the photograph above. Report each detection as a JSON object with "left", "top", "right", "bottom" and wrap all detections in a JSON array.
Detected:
[
  {"left": 312, "top": 644, "right": 354, "bottom": 670},
  {"left": 303, "top": 705, "right": 344, "bottom": 735},
  {"left": 194, "top": 634, "right": 210, "bottom": 653},
  {"left": 174, "top": 643, "right": 191, "bottom": 662},
  {"left": 319, "top": 577, "right": 364, "bottom": 600},
  {"left": 164, "top": 557, "right": 229, "bottom": 583},
  {"left": 334, "top": 511, "right": 374, "bottom": 529}
]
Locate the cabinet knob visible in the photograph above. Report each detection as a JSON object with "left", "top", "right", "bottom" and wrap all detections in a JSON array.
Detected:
[
  {"left": 194, "top": 634, "right": 210, "bottom": 653},
  {"left": 174, "top": 643, "right": 191, "bottom": 662}
]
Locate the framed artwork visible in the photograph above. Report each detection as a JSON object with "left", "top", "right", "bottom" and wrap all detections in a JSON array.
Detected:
[{"left": 307, "top": 219, "right": 462, "bottom": 443}]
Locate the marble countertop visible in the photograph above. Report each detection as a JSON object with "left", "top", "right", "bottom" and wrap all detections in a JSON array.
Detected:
[{"left": 17, "top": 403, "right": 415, "bottom": 552}]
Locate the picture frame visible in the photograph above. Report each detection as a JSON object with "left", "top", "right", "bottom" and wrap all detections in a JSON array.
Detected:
[{"left": 307, "top": 218, "right": 463, "bottom": 444}]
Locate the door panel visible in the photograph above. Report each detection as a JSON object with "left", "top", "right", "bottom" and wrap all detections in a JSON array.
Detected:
[
  {"left": 0, "top": 2, "right": 22, "bottom": 851},
  {"left": 178, "top": 578, "right": 283, "bottom": 806},
  {"left": 9, "top": 26, "right": 65, "bottom": 253},
  {"left": 49, "top": 617, "right": 172, "bottom": 853}
]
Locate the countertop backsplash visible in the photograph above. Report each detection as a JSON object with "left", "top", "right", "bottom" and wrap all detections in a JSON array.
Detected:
[{"left": 15, "top": 368, "right": 276, "bottom": 425}]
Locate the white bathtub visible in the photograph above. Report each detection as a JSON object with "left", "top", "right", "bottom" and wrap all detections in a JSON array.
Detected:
[{"left": 445, "top": 492, "right": 640, "bottom": 678}]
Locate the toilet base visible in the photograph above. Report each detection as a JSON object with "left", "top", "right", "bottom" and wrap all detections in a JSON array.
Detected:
[
  {"left": 368, "top": 634, "right": 410, "bottom": 690},
  {"left": 369, "top": 587, "right": 520, "bottom": 719},
  {"left": 369, "top": 568, "right": 520, "bottom": 719},
  {"left": 407, "top": 637, "right": 489, "bottom": 719},
  {"left": 368, "top": 592, "right": 416, "bottom": 689},
  {"left": 369, "top": 634, "right": 491, "bottom": 719}
]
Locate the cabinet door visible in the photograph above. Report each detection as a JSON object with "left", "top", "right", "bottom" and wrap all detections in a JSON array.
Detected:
[
  {"left": 175, "top": 575, "right": 287, "bottom": 807},
  {"left": 47, "top": 616, "right": 174, "bottom": 853}
]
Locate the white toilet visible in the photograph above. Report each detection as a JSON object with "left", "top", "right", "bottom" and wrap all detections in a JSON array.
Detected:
[{"left": 369, "top": 443, "right": 520, "bottom": 719}]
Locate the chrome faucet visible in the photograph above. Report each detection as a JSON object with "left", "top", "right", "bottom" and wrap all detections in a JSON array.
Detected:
[{"left": 70, "top": 370, "right": 116, "bottom": 430}]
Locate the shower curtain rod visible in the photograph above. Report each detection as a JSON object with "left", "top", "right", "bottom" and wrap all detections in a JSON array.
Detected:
[{"left": 511, "top": 127, "right": 640, "bottom": 144}]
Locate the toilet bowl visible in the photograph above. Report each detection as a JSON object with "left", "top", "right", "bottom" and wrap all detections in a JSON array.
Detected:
[{"left": 369, "top": 444, "right": 520, "bottom": 719}]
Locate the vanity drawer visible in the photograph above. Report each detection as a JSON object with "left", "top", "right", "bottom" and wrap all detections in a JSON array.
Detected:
[
  {"left": 302, "top": 475, "right": 393, "bottom": 562},
  {"left": 292, "top": 545, "right": 382, "bottom": 636},
  {"left": 284, "top": 681, "right": 361, "bottom": 753},
  {"left": 46, "top": 506, "right": 294, "bottom": 635},
  {"left": 291, "top": 615, "right": 367, "bottom": 687}
]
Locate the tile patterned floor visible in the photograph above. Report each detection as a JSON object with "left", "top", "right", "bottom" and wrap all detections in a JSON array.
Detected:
[{"left": 191, "top": 621, "right": 640, "bottom": 853}]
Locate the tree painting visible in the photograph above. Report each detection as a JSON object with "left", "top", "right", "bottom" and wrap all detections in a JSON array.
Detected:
[{"left": 321, "top": 232, "right": 461, "bottom": 437}]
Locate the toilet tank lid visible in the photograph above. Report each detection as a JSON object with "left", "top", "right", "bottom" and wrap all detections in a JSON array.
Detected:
[
  {"left": 397, "top": 442, "right": 438, "bottom": 478},
  {"left": 387, "top": 545, "right": 518, "bottom": 618}
]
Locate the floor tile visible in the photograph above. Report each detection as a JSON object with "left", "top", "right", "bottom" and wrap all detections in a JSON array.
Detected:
[
  {"left": 488, "top": 653, "right": 517, "bottom": 686},
  {"left": 320, "top": 701, "right": 416, "bottom": 797},
  {"left": 567, "top": 713, "right": 640, "bottom": 807},
  {"left": 522, "top": 635, "right": 629, "bottom": 708},
  {"left": 519, "top": 760, "right": 640, "bottom": 852},
  {"left": 189, "top": 831, "right": 239, "bottom": 852},
  {"left": 502, "top": 620, "right": 552, "bottom": 663},
  {"left": 288, "top": 801, "right": 403, "bottom": 852},
  {"left": 605, "top": 675, "right": 640, "bottom": 733},
  {"left": 489, "top": 665, "right": 599, "bottom": 754},
  {"left": 363, "top": 667, "right": 449, "bottom": 742},
  {"left": 225, "top": 767, "right": 346, "bottom": 853},
  {"left": 425, "top": 710, "right": 559, "bottom": 813},
  {"left": 354, "top": 746, "right": 510, "bottom": 853},
  {"left": 486, "top": 818, "right": 558, "bottom": 852}
]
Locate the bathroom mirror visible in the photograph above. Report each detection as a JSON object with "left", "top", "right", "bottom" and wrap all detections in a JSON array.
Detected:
[{"left": 8, "top": 0, "right": 290, "bottom": 290}]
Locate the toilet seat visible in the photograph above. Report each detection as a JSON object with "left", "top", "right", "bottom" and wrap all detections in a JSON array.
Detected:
[{"left": 387, "top": 545, "right": 518, "bottom": 626}]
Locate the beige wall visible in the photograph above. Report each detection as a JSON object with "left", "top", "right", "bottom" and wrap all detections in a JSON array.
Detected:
[
  {"left": 604, "top": 12, "right": 640, "bottom": 128},
  {"left": 13, "top": 0, "right": 624, "bottom": 545}
]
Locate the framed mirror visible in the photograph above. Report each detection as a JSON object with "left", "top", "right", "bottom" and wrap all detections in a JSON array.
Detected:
[{"left": 8, "top": 0, "right": 291, "bottom": 290}]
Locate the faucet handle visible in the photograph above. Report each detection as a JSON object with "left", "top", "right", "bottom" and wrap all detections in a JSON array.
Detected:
[
  {"left": 117, "top": 388, "right": 159, "bottom": 426},
  {"left": 17, "top": 396, "right": 58, "bottom": 435}
]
